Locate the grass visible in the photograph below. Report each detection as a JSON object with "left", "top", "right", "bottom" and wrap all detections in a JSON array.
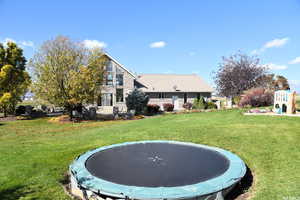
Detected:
[{"left": 0, "top": 110, "right": 300, "bottom": 200}]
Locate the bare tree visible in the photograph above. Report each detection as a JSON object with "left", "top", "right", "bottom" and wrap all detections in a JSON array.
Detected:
[{"left": 213, "top": 53, "right": 268, "bottom": 97}]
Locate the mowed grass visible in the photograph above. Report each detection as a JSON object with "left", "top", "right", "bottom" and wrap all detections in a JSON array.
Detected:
[{"left": 0, "top": 110, "right": 300, "bottom": 200}]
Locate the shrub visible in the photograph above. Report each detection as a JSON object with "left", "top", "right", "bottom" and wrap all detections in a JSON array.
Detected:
[
  {"left": 125, "top": 89, "right": 149, "bottom": 115},
  {"left": 163, "top": 103, "right": 174, "bottom": 112},
  {"left": 233, "top": 96, "right": 241, "bottom": 105},
  {"left": 239, "top": 88, "right": 273, "bottom": 107},
  {"left": 183, "top": 102, "right": 193, "bottom": 110},
  {"left": 192, "top": 97, "right": 207, "bottom": 109},
  {"left": 146, "top": 104, "right": 160, "bottom": 114},
  {"left": 15, "top": 105, "right": 26, "bottom": 116},
  {"left": 40, "top": 105, "right": 48, "bottom": 112},
  {"left": 206, "top": 102, "right": 217, "bottom": 109}
]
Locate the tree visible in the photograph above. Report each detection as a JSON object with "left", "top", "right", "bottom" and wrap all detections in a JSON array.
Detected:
[
  {"left": 0, "top": 42, "right": 31, "bottom": 117},
  {"left": 125, "top": 89, "right": 149, "bottom": 115},
  {"left": 274, "top": 75, "right": 290, "bottom": 90},
  {"left": 256, "top": 74, "right": 290, "bottom": 91},
  {"left": 213, "top": 53, "right": 268, "bottom": 98},
  {"left": 30, "top": 36, "right": 106, "bottom": 119}
]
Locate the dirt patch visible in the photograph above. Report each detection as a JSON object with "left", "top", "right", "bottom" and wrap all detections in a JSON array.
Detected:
[
  {"left": 0, "top": 116, "right": 17, "bottom": 122},
  {"left": 60, "top": 173, "right": 81, "bottom": 200}
]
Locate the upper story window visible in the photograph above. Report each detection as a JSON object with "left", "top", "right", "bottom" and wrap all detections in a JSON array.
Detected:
[
  {"left": 105, "top": 72, "right": 113, "bottom": 86},
  {"left": 116, "top": 74, "right": 123, "bottom": 86},
  {"left": 116, "top": 66, "right": 124, "bottom": 86},
  {"left": 106, "top": 61, "right": 113, "bottom": 72}
]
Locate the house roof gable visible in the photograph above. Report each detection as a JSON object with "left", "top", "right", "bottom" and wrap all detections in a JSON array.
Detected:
[{"left": 104, "top": 52, "right": 136, "bottom": 78}]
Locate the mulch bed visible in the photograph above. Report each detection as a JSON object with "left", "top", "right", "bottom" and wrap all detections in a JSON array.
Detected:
[{"left": 0, "top": 116, "right": 17, "bottom": 122}]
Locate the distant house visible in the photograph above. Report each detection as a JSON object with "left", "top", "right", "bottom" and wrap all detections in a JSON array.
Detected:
[
  {"left": 136, "top": 74, "right": 214, "bottom": 110},
  {"left": 97, "top": 53, "right": 214, "bottom": 112}
]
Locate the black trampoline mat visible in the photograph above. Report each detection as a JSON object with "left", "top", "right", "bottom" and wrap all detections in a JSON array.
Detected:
[{"left": 85, "top": 142, "right": 230, "bottom": 187}]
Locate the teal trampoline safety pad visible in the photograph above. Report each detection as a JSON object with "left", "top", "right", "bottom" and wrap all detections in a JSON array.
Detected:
[{"left": 70, "top": 141, "right": 246, "bottom": 199}]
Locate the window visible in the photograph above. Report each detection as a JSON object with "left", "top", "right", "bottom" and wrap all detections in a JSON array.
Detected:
[
  {"left": 106, "top": 61, "right": 113, "bottom": 72},
  {"left": 116, "top": 89, "right": 124, "bottom": 102},
  {"left": 116, "top": 74, "right": 123, "bottom": 86},
  {"left": 159, "top": 93, "right": 166, "bottom": 99},
  {"left": 98, "top": 93, "right": 113, "bottom": 106},
  {"left": 105, "top": 72, "right": 113, "bottom": 86},
  {"left": 184, "top": 93, "right": 187, "bottom": 103}
]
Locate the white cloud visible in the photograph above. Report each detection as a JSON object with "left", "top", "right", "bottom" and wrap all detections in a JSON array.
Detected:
[
  {"left": 251, "top": 37, "right": 289, "bottom": 55},
  {"left": 20, "top": 41, "right": 34, "bottom": 47},
  {"left": 264, "top": 38, "right": 289, "bottom": 48},
  {"left": 83, "top": 39, "right": 107, "bottom": 49},
  {"left": 1, "top": 38, "right": 34, "bottom": 48},
  {"left": 289, "top": 56, "right": 300, "bottom": 64},
  {"left": 149, "top": 41, "right": 166, "bottom": 48},
  {"left": 264, "top": 63, "right": 288, "bottom": 70},
  {"left": 2, "top": 38, "right": 16, "bottom": 44}
]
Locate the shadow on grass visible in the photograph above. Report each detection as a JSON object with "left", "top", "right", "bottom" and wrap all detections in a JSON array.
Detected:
[
  {"left": 0, "top": 185, "right": 37, "bottom": 200},
  {"left": 226, "top": 166, "right": 254, "bottom": 200}
]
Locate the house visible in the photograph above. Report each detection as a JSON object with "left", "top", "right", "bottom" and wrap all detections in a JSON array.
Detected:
[
  {"left": 136, "top": 74, "right": 214, "bottom": 110},
  {"left": 97, "top": 53, "right": 214, "bottom": 112},
  {"left": 96, "top": 53, "right": 136, "bottom": 113}
]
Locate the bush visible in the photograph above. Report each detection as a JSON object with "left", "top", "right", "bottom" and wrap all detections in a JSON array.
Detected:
[
  {"left": 206, "top": 102, "right": 217, "bottom": 109},
  {"left": 239, "top": 88, "right": 273, "bottom": 107},
  {"left": 146, "top": 104, "right": 160, "bottom": 114},
  {"left": 192, "top": 97, "right": 207, "bottom": 109},
  {"left": 233, "top": 96, "right": 241, "bottom": 105},
  {"left": 125, "top": 89, "right": 149, "bottom": 115},
  {"left": 15, "top": 105, "right": 26, "bottom": 116},
  {"left": 163, "top": 103, "right": 174, "bottom": 112},
  {"left": 182, "top": 102, "right": 192, "bottom": 110}
]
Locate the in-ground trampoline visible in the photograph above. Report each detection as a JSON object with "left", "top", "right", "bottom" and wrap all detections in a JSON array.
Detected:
[{"left": 69, "top": 141, "right": 246, "bottom": 200}]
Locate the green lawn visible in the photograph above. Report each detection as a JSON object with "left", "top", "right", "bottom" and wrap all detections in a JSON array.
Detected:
[{"left": 0, "top": 110, "right": 300, "bottom": 200}]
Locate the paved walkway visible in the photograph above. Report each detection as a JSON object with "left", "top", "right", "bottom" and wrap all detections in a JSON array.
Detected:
[{"left": 244, "top": 112, "right": 300, "bottom": 117}]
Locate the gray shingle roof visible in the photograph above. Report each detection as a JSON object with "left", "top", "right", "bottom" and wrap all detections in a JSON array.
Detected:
[{"left": 136, "top": 74, "right": 214, "bottom": 92}]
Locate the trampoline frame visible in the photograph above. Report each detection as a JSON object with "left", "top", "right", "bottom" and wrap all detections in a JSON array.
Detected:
[{"left": 69, "top": 140, "right": 246, "bottom": 199}]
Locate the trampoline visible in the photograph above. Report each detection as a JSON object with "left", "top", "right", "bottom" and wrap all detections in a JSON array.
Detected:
[{"left": 69, "top": 141, "right": 246, "bottom": 200}]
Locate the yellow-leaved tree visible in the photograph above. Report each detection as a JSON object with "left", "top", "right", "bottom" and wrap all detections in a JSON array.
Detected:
[
  {"left": 30, "top": 36, "right": 106, "bottom": 119},
  {"left": 0, "top": 42, "right": 31, "bottom": 117}
]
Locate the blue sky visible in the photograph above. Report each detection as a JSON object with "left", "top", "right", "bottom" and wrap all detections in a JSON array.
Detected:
[{"left": 1, "top": 0, "right": 300, "bottom": 92}]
